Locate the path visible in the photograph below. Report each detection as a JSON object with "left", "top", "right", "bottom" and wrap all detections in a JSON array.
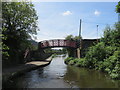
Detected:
[{"left": 2, "top": 57, "right": 52, "bottom": 83}]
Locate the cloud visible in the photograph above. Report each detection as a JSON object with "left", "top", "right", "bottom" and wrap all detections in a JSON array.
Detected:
[
  {"left": 94, "top": 10, "right": 101, "bottom": 16},
  {"left": 62, "top": 11, "right": 72, "bottom": 16}
]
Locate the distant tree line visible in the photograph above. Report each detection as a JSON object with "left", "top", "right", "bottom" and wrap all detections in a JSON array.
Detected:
[{"left": 44, "top": 48, "right": 67, "bottom": 54}]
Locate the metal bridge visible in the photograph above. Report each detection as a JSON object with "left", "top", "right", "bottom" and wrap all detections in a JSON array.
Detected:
[
  {"left": 38, "top": 39, "right": 97, "bottom": 58},
  {"left": 39, "top": 39, "right": 77, "bottom": 49}
]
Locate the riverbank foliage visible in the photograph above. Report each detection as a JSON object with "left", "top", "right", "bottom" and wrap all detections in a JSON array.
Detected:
[
  {"left": 2, "top": 2, "right": 38, "bottom": 67},
  {"left": 65, "top": 22, "right": 120, "bottom": 79}
]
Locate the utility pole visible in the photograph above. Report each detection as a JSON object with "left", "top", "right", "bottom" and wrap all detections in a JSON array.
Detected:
[{"left": 97, "top": 25, "right": 99, "bottom": 43}]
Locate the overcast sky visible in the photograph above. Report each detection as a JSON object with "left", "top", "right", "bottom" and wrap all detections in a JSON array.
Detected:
[{"left": 32, "top": 2, "right": 118, "bottom": 42}]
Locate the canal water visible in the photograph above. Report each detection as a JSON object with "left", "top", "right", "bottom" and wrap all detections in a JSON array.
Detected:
[{"left": 4, "top": 55, "right": 120, "bottom": 88}]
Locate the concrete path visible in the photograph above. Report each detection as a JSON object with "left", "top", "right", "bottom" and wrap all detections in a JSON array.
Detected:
[{"left": 2, "top": 57, "right": 52, "bottom": 83}]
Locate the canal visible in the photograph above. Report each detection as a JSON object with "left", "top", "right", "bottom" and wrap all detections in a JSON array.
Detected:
[{"left": 4, "top": 55, "right": 120, "bottom": 88}]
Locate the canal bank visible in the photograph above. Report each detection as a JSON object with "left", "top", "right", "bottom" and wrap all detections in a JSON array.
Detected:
[{"left": 2, "top": 56, "right": 52, "bottom": 84}]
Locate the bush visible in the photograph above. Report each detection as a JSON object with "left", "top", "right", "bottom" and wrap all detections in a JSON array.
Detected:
[
  {"left": 69, "top": 60, "right": 75, "bottom": 65},
  {"left": 64, "top": 57, "right": 74, "bottom": 64},
  {"left": 64, "top": 57, "right": 79, "bottom": 65},
  {"left": 83, "top": 42, "right": 106, "bottom": 68},
  {"left": 75, "top": 58, "right": 85, "bottom": 67},
  {"left": 104, "top": 50, "right": 120, "bottom": 79}
]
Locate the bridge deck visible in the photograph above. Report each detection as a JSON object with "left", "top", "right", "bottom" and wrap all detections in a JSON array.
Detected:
[{"left": 39, "top": 39, "right": 77, "bottom": 49}]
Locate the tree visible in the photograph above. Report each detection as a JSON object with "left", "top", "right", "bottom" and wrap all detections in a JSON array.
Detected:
[
  {"left": 65, "top": 35, "right": 81, "bottom": 41},
  {"left": 65, "top": 35, "right": 74, "bottom": 41},
  {"left": 74, "top": 36, "right": 81, "bottom": 41},
  {"left": 116, "top": 1, "right": 120, "bottom": 22},
  {"left": 116, "top": 1, "right": 120, "bottom": 13},
  {"left": 2, "top": 28, "right": 9, "bottom": 60},
  {"left": 2, "top": 2, "right": 38, "bottom": 66}
]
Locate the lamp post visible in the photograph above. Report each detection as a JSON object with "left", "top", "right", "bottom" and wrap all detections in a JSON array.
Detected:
[{"left": 97, "top": 25, "right": 99, "bottom": 43}]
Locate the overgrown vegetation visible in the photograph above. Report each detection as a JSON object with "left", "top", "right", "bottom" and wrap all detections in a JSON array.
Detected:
[
  {"left": 64, "top": 2, "right": 120, "bottom": 79},
  {"left": 2, "top": 2, "right": 38, "bottom": 67}
]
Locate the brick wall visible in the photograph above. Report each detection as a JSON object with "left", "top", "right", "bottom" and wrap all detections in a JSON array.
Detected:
[{"left": 80, "top": 39, "right": 98, "bottom": 57}]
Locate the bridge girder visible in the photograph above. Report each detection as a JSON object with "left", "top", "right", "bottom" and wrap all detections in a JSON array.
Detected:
[{"left": 38, "top": 39, "right": 77, "bottom": 49}]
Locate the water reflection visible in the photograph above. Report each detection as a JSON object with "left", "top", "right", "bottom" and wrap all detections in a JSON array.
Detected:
[{"left": 64, "top": 65, "right": 120, "bottom": 88}]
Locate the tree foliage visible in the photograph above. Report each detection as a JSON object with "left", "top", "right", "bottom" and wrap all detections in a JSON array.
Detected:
[
  {"left": 85, "top": 22, "right": 120, "bottom": 79},
  {"left": 2, "top": 2, "right": 38, "bottom": 66},
  {"left": 101, "top": 23, "right": 120, "bottom": 47},
  {"left": 65, "top": 35, "right": 74, "bottom": 41},
  {"left": 2, "top": 27, "right": 9, "bottom": 60},
  {"left": 65, "top": 34, "right": 81, "bottom": 41},
  {"left": 116, "top": 1, "right": 120, "bottom": 13}
]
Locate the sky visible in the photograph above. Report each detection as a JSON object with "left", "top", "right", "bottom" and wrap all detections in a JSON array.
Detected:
[{"left": 32, "top": 2, "right": 118, "bottom": 42}]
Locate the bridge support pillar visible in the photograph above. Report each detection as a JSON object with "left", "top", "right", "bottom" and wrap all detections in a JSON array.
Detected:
[{"left": 77, "top": 48, "right": 80, "bottom": 58}]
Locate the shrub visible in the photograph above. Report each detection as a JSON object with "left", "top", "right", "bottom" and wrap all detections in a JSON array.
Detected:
[
  {"left": 75, "top": 58, "right": 85, "bottom": 67},
  {"left": 83, "top": 42, "right": 106, "bottom": 68},
  {"left": 68, "top": 58, "right": 79, "bottom": 65},
  {"left": 105, "top": 50, "right": 120, "bottom": 79},
  {"left": 64, "top": 57, "right": 74, "bottom": 64},
  {"left": 110, "top": 63, "right": 120, "bottom": 79},
  {"left": 69, "top": 60, "right": 75, "bottom": 65}
]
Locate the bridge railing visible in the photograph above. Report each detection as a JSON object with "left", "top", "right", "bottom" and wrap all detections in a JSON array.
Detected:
[{"left": 39, "top": 39, "right": 77, "bottom": 48}]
